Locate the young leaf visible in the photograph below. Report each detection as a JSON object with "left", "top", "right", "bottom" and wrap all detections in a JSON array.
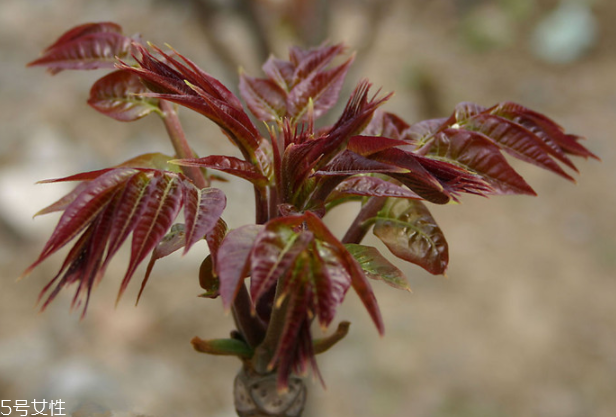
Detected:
[
  {"left": 22, "top": 168, "right": 139, "bottom": 277},
  {"left": 42, "top": 22, "right": 123, "bottom": 53},
  {"left": 326, "top": 175, "right": 422, "bottom": 202},
  {"left": 118, "top": 173, "right": 184, "bottom": 300},
  {"left": 88, "top": 70, "right": 160, "bottom": 121},
  {"left": 182, "top": 185, "right": 227, "bottom": 254},
  {"left": 173, "top": 155, "right": 269, "bottom": 185},
  {"left": 488, "top": 101, "right": 599, "bottom": 161},
  {"left": 262, "top": 56, "right": 295, "bottom": 92},
  {"left": 304, "top": 212, "right": 384, "bottom": 335},
  {"left": 26, "top": 166, "right": 226, "bottom": 313},
  {"left": 423, "top": 129, "right": 535, "bottom": 195},
  {"left": 345, "top": 244, "right": 410, "bottom": 291},
  {"left": 287, "top": 56, "right": 354, "bottom": 121},
  {"left": 120, "top": 45, "right": 262, "bottom": 164},
  {"left": 250, "top": 219, "right": 314, "bottom": 303},
  {"left": 28, "top": 31, "right": 133, "bottom": 74},
  {"left": 373, "top": 198, "right": 448, "bottom": 275},
  {"left": 217, "top": 225, "right": 264, "bottom": 310},
  {"left": 239, "top": 72, "right": 287, "bottom": 121},
  {"left": 462, "top": 113, "right": 575, "bottom": 181},
  {"left": 138, "top": 223, "right": 187, "bottom": 303}
]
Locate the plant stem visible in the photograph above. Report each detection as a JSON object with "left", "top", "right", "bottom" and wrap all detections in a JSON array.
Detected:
[
  {"left": 159, "top": 100, "right": 209, "bottom": 189},
  {"left": 342, "top": 197, "right": 386, "bottom": 244},
  {"left": 232, "top": 283, "right": 266, "bottom": 349}
]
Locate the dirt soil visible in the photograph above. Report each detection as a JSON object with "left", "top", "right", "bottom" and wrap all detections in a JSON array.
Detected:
[{"left": 1, "top": 1, "right": 615, "bottom": 416}]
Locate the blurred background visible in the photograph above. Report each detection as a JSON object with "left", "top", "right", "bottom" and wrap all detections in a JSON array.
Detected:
[{"left": 0, "top": 0, "right": 614, "bottom": 416}]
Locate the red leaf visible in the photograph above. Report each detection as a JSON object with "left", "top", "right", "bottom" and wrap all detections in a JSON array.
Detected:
[
  {"left": 489, "top": 102, "right": 599, "bottom": 161},
  {"left": 138, "top": 223, "right": 187, "bottom": 303},
  {"left": 310, "top": 240, "right": 352, "bottom": 328},
  {"left": 406, "top": 118, "right": 449, "bottom": 144},
  {"left": 250, "top": 218, "right": 313, "bottom": 303},
  {"left": 204, "top": 219, "right": 228, "bottom": 276},
  {"left": 463, "top": 113, "right": 575, "bottom": 181},
  {"left": 99, "top": 171, "right": 152, "bottom": 277},
  {"left": 362, "top": 111, "right": 412, "bottom": 139},
  {"left": 262, "top": 56, "right": 295, "bottom": 91},
  {"left": 34, "top": 182, "right": 89, "bottom": 217},
  {"left": 182, "top": 185, "right": 226, "bottom": 254},
  {"left": 347, "top": 135, "right": 410, "bottom": 156},
  {"left": 373, "top": 198, "right": 448, "bottom": 275},
  {"left": 119, "top": 172, "right": 184, "bottom": 300},
  {"left": 217, "top": 224, "right": 264, "bottom": 310},
  {"left": 425, "top": 129, "right": 536, "bottom": 195},
  {"left": 327, "top": 175, "right": 422, "bottom": 201},
  {"left": 315, "top": 150, "right": 410, "bottom": 176},
  {"left": 304, "top": 212, "right": 384, "bottom": 335},
  {"left": 287, "top": 56, "right": 354, "bottom": 121},
  {"left": 120, "top": 46, "right": 262, "bottom": 163},
  {"left": 239, "top": 72, "right": 287, "bottom": 121},
  {"left": 290, "top": 44, "right": 346, "bottom": 87},
  {"left": 88, "top": 70, "right": 160, "bottom": 121},
  {"left": 369, "top": 148, "right": 451, "bottom": 204},
  {"left": 28, "top": 32, "right": 133, "bottom": 74},
  {"left": 174, "top": 155, "right": 268, "bottom": 185},
  {"left": 23, "top": 169, "right": 138, "bottom": 278},
  {"left": 454, "top": 101, "right": 487, "bottom": 121},
  {"left": 42, "top": 22, "right": 123, "bottom": 53}
]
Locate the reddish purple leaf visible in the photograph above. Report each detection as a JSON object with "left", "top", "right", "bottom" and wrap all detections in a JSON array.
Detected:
[
  {"left": 34, "top": 182, "right": 89, "bottom": 217},
  {"left": 28, "top": 32, "right": 133, "bottom": 74},
  {"left": 463, "top": 113, "right": 575, "bottom": 181},
  {"left": 120, "top": 46, "right": 262, "bottom": 163},
  {"left": 373, "top": 198, "right": 448, "bottom": 275},
  {"left": 290, "top": 44, "right": 346, "bottom": 87},
  {"left": 239, "top": 72, "right": 287, "bottom": 121},
  {"left": 310, "top": 240, "right": 352, "bottom": 329},
  {"left": 262, "top": 56, "right": 295, "bottom": 91},
  {"left": 425, "top": 129, "right": 536, "bottom": 195},
  {"left": 454, "top": 101, "right": 487, "bottom": 121},
  {"left": 250, "top": 217, "right": 313, "bottom": 303},
  {"left": 182, "top": 185, "right": 226, "bottom": 254},
  {"left": 98, "top": 171, "right": 152, "bottom": 277},
  {"left": 43, "top": 22, "right": 123, "bottom": 52},
  {"left": 327, "top": 175, "right": 422, "bottom": 201},
  {"left": 119, "top": 172, "right": 184, "bottom": 300},
  {"left": 217, "top": 224, "right": 264, "bottom": 310},
  {"left": 22, "top": 168, "right": 138, "bottom": 278},
  {"left": 489, "top": 101, "right": 599, "bottom": 161},
  {"left": 405, "top": 118, "right": 449, "bottom": 144},
  {"left": 287, "top": 56, "right": 354, "bottom": 121},
  {"left": 88, "top": 70, "right": 160, "bottom": 121},
  {"left": 304, "top": 212, "right": 384, "bottom": 335},
  {"left": 138, "top": 223, "right": 187, "bottom": 303},
  {"left": 315, "top": 150, "right": 410, "bottom": 176},
  {"left": 347, "top": 135, "right": 410, "bottom": 157},
  {"left": 204, "top": 218, "right": 228, "bottom": 276},
  {"left": 174, "top": 155, "right": 268, "bottom": 185}
]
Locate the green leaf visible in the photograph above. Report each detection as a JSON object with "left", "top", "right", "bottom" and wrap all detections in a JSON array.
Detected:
[
  {"left": 373, "top": 198, "right": 448, "bottom": 275},
  {"left": 191, "top": 336, "right": 253, "bottom": 359},
  {"left": 345, "top": 244, "right": 410, "bottom": 291}
]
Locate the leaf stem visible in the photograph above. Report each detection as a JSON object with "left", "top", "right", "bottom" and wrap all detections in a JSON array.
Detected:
[
  {"left": 342, "top": 197, "right": 386, "bottom": 244},
  {"left": 232, "top": 283, "right": 266, "bottom": 349},
  {"left": 159, "top": 100, "right": 209, "bottom": 189}
]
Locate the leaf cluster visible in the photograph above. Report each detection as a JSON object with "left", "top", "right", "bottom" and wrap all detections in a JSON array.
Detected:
[{"left": 25, "top": 22, "right": 597, "bottom": 389}]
